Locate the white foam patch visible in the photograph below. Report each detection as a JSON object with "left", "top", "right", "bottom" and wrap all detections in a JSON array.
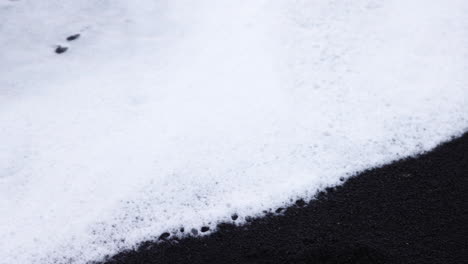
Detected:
[{"left": 1, "top": 0, "right": 467, "bottom": 263}]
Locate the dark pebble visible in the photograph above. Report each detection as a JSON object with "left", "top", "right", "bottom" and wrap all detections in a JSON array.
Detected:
[
  {"left": 295, "top": 199, "right": 306, "bottom": 207},
  {"left": 66, "top": 34, "right": 80, "bottom": 41},
  {"left": 55, "top": 46, "right": 68, "bottom": 54},
  {"left": 158, "top": 232, "right": 170, "bottom": 240},
  {"left": 231, "top": 214, "right": 238, "bottom": 221},
  {"left": 200, "top": 226, "right": 210, "bottom": 233}
]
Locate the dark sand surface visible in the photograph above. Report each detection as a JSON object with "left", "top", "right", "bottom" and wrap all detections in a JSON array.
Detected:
[{"left": 103, "top": 132, "right": 468, "bottom": 264}]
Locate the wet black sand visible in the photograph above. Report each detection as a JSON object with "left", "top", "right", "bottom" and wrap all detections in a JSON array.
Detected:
[{"left": 103, "top": 132, "right": 468, "bottom": 264}]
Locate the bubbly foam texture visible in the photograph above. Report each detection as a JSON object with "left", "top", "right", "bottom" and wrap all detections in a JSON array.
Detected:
[{"left": 1, "top": 0, "right": 467, "bottom": 263}]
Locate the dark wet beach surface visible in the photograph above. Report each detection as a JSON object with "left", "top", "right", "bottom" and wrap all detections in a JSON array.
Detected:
[{"left": 102, "top": 133, "right": 468, "bottom": 264}]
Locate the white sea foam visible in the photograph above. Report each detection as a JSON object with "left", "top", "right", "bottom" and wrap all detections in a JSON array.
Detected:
[{"left": 0, "top": 0, "right": 467, "bottom": 263}]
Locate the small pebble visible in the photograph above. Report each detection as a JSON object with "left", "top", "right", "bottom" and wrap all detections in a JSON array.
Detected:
[
  {"left": 66, "top": 34, "right": 80, "bottom": 41},
  {"left": 158, "top": 232, "right": 170, "bottom": 240},
  {"left": 231, "top": 214, "right": 238, "bottom": 221},
  {"left": 295, "top": 199, "right": 306, "bottom": 207},
  {"left": 200, "top": 226, "right": 210, "bottom": 233},
  {"left": 55, "top": 46, "right": 68, "bottom": 54}
]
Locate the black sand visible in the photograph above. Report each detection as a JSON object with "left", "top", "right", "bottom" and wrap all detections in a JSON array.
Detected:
[{"left": 103, "top": 132, "right": 468, "bottom": 264}]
